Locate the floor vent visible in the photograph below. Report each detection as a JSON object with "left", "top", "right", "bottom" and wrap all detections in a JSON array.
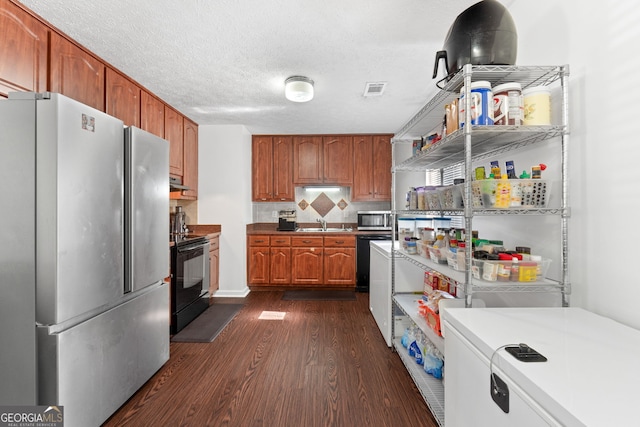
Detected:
[{"left": 363, "top": 82, "right": 387, "bottom": 97}]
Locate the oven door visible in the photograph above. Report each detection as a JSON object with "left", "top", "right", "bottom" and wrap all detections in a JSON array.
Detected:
[{"left": 174, "top": 240, "right": 210, "bottom": 313}]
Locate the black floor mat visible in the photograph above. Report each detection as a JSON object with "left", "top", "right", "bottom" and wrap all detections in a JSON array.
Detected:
[
  {"left": 171, "top": 304, "right": 243, "bottom": 343},
  {"left": 281, "top": 290, "right": 356, "bottom": 301}
]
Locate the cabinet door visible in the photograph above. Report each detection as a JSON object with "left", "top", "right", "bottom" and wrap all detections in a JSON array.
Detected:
[
  {"left": 352, "top": 135, "right": 374, "bottom": 201},
  {"left": 372, "top": 135, "right": 392, "bottom": 200},
  {"left": 272, "top": 136, "right": 294, "bottom": 201},
  {"left": 50, "top": 31, "right": 105, "bottom": 111},
  {"left": 323, "top": 136, "right": 353, "bottom": 185},
  {"left": 209, "top": 247, "right": 219, "bottom": 294},
  {"left": 324, "top": 248, "right": 356, "bottom": 285},
  {"left": 293, "top": 136, "right": 322, "bottom": 184},
  {"left": 0, "top": 0, "right": 48, "bottom": 97},
  {"left": 270, "top": 247, "right": 291, "bottom": 284},
  {"left": 252, "top": 136, "right": 274, "bottom": 201},
  {"left": 105, "top": 68, "right": 140, "bottom": 127},
  {"left": 291, "top": 247, "right": 323, "bottom": 285},
  {"left": 248, "top": 246, "right": 270, "bottom": 285},
  {"left": 140, "top": 90, "right": 164, "bottom": 138},
  {"left": 165, "top": 106, "right": 184, "bottom": 177},
  {"left": 181, "top": 118, "right": 198, "bottom": 199}
]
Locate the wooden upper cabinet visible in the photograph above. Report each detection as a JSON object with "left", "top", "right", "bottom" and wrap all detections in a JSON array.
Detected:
[
  {"left": 252, "top": 135, "right": 293, "bottom": 202},
  {"left": 352, "top": 135, "right": 392, "bottom": 201},
  {"left": 140, "top": 90, "right": 164, "bottom": 138},
  {"left": 272, "top": 136, "right": 293, "bottom": 201},
  {"left": 372, "top": 135, "right": 392, "bottom": 200},
  {"left": 49, "top": 31, "right": 105, "bottom": 111},
  {"left": 293, "top": 135, "right": 352, "bottom": 185},
  {"left": 181, "top": 118, "right": 198, "bottom": 199},
  {"left": 106, "top": 67, "right": 140, "bottom": 127},
  {"left": 252, "top": 136, "right": 274, "bottom": 201},
  {"left": 165, "top": 106, "right": 184, "bottom": 177},
  {"left": 0, "top": 0, "right": 48, "bottom": 97},
  {"left": 352, "top": 135, "right": 374, "bottom": 200},
  {"left": 293, "top": 136, "right": 323, "bottom": 184},
  {"left": 323, "top": 136, "right": 352, "bottom": 185}
]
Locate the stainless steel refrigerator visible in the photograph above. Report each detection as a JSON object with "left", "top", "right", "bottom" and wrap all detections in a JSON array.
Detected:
[{"left": 0, "top": 92, "right": 170, "bottom": 427}]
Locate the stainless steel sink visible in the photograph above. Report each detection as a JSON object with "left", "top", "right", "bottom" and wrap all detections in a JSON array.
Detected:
[{"left": 296, "top": 227, "right": 352, "bottom": 232}]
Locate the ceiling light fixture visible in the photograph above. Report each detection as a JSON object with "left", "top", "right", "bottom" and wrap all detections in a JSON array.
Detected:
[{"left": 285, "top": 76, "right": 314, "bottom": 102}]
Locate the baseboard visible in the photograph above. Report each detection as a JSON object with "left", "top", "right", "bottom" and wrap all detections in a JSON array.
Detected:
[{"left": 210, "top": 287, "right": 250, "bottom": 298}]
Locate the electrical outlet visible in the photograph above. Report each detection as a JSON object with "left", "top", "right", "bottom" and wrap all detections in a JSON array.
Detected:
[{"left": 272, "top": 210, "right": 278, "bottom": 218}]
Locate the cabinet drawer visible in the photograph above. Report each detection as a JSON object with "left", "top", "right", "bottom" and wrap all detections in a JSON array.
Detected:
[
  {"left": 324, "top": 235, "right": 356, "bottom": 247},
  {"left": 248, "top": 235, "right": 270, "bottom": 246},
  {"left": 209, "top": 236, "right": 220, "bottom": 251},
  {"left": 291, "top": 236, "right": 323, "bottom": 247},
  {"left": 270, "top": 236, "right": 291, "bottom": 247}
]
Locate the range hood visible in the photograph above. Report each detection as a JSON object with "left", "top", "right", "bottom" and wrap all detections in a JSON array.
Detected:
[{"left": 169, "top": 176, "right": 190, "bottom": 191}]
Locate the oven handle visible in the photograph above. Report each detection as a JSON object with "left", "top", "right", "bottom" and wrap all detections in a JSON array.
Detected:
[{"left": 177, "top": 240, "right": 209, "bottom": 253}]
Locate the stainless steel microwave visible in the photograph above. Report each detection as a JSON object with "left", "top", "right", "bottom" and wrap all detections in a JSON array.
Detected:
[{"left": 357, "top": 210, "right": 392, "bottom": 231}]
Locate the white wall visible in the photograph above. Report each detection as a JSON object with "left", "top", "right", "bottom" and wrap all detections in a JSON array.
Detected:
[
  {"left": 197, "top": 125, "right": 252, "bottom": 297},
  {"left": 196, "top": 0, "right": 640, "bottom": 330},
  {"left": 504, "top": 0, "right": 640, "bottom": 329}
]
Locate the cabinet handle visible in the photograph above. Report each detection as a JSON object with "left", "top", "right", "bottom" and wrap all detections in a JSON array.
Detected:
[
  {"left": 275, "top": 239, "right": 286, "bottom": 243},
  {"left": 335, "top": 240, "right": 345, "bottom": 244},
  {"left": 302, "top": 240, "right": 312, "bottom": 244},
  {"left": 255, "top": 239, "right": 265, "bottom": 243}
]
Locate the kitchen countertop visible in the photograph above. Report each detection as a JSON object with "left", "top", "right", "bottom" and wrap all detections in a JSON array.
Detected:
[
  {"left": 247, "top": 223, "right": 392, "bottom": 236},
  {"left": 442, "top": 307, "right": 640, "bottom": 426},
  {"left": 169, "top": 224, "right": 221, "bottom": 247},
  {"left": 188, "top": 224, "right": 221, "bottom": 238}
]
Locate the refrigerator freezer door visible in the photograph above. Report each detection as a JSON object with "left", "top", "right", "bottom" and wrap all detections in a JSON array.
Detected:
[
  {"left": 37, "top": 282, "right": 169, "bottom": 427},
  {"left": 124, "top": 126, "right": 169, "bottom": 293},
  {"left": 36, "top": 93, "right": 125, "bottom": 325}
]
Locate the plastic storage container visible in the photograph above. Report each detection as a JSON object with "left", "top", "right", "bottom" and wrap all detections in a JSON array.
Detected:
[
  {"left": 424, "top": 188, "right": 442, "bottom": 210},
  {"left": 472, "top": 179, "right": 549, "bottom": 208},
  {"left": 472, "top": 258, "right": 551, "bottom": 282},
  {"left": 523, "top": 86, "right": 551, "bottom": 125},
  {"left": 493, "top": 82, "right": 523, "bottom": 125},
  {"left": 439, "top": 184, "right": 464, "bottom": 209}
]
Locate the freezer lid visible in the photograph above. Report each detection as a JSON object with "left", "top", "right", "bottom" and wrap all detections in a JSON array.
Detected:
[
  {"left": 124, "top": 126, "right": 169, "bottom": 293},
  {"left": 36, "top": 93, "right": 125, "bottom": 326}
]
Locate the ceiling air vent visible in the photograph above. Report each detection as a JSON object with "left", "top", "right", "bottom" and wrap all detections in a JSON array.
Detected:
[{"left": 363, "top": 82, "right": 387, "bottom": 97}]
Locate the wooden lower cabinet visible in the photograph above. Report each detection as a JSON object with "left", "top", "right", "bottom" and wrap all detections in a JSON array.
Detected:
[
  {"left": 324, "top": 236, "right": 356, "bottom": 286},
  {"left": 209, "top": 234, "right": 220, "bottom": 294},
  {"left": 270, "top": 236, "right": 291, "bottom": 284},
  {"left": 248, "top": 233, "right": 356, "bottom": 287},
  {"left": 248, "top": 235, "right": 270, "bottom": 285}
]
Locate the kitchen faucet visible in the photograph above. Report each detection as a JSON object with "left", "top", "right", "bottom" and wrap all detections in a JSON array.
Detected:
[{"left": 316, "top": 218, "right": 327, "bottom": 231}]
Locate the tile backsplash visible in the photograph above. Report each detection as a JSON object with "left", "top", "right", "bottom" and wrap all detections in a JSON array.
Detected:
[
  {"left": 253, "top": 187, "right": 390, "bottom": 224},
  {"left": 170, "top": 199, "right": 198, "bottom": 228}
]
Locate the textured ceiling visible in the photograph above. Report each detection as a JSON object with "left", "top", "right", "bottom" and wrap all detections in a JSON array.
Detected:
[{"left": 18, "top": 0, "right": 481, "bottom": 135}]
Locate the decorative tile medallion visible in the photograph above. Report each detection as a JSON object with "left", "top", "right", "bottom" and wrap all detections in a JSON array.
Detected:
[
  {"left": 337, "top": 199, "right": 348, "bottom": 210},
  {"left": 298, "top": 199, "right": 309, "bottom": 210},
  {"left": 310, "top": 192, "right": 335, "bottom": 217}
]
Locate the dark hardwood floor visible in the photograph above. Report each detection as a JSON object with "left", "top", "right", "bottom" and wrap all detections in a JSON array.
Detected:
[{"left": 103, "top": 291, "right": 438, "bottom": 427}]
